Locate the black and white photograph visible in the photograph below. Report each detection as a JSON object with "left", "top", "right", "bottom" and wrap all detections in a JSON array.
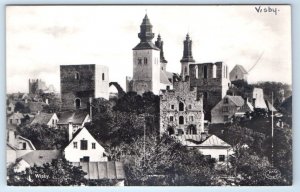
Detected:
[{"left": 5, "top": 5, "right": 292, "bottom": 186}]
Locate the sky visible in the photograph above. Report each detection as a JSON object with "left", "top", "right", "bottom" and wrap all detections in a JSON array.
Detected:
[{"left": 6, "top": 5, "right": 292, "bottom": 93}]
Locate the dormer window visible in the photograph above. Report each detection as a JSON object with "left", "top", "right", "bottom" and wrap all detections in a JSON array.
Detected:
[{"left": 75, "top": 72, "right": 80, "bottom": 80}]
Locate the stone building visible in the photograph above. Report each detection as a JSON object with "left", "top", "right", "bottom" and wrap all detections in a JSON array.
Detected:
[
  {"left": 189, "top": 62, "right": 230, "bottom": 120},
  {"left": 160, "top": 78, "right": 204, "bottom": 136},
  {"left": 60, "top": 64, "right": 109, "bottom": 111},
  {"left": 229, "top": 64, "right": 248, "bottom": 82},
  {"left": 28, "top": 79, "right": 47, "bottom": 94},
  {"left": 180, "top": 34, "right": 195, "bottom": 79},
  {"left": 126, "top": 14, "right": 172, "bottom": 95}
]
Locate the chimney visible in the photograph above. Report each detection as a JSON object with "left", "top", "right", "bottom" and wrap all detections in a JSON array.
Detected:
[
  {"left": 8, "top": 130, "right": 15, "bottom": 146},
  {"left": 68, "top": 122, "right": 73, "bottom": 141},
  {"left": 201, "top": 132, "right": 208, "bottom": 141}
]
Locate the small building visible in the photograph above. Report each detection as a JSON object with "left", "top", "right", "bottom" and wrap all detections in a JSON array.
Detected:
[
  {"left": 14, "top": 150, "right": 62, "bottom": 172},
  {"left": 64, "top": 127, "right": 107, "bottom": 163},
  {"left": 160, "top": 78, "right": 204, "bottom": 136},
  {"left": 30, "top": 112, "right": 59, "bottom": 128},
  {"left": 7, "top": 102, "right": 15, "bottom": 114},
  {"left": 211, "top": 95, "right": 253, "bottom": 124},
  {"left": 229, "top": 64, "right": 248, "bottom": 82},
  {"left": 7, "top": 112, "right": 24, "bottom": 125},
  {"left": 252, "top": 88, "right": 267, "bottom": 109},
  {"left": 57, "top": 110, "right": 90, "bottom": 135}
]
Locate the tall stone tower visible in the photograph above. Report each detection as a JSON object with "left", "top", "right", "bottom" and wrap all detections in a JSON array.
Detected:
[
  {"left": 130, "top": 14, "right": 162, "bottom": 95},
  {"left": 155, "top": 34, "right": 168, "bottom": 72},
  {"left": 180, "top": 34, "right": 195, "bottom": 79},
  {"left": 189, "top": 62, "right": 230, "bottom": 120}
]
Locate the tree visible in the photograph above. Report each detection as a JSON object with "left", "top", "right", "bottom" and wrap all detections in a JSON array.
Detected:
[
  {"left": 7, "top": 158, "right": 87, "bottom": 186},
  {"left": 14, "top": 102, "right": 30, "bottom": 113}
]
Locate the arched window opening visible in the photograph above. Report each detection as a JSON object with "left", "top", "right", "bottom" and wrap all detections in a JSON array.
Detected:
[
  {"left": 204, "top": 65, "right": 207, "bottom": 78},
  {"left": 195, "top": 66, "right": 199, "bottom": 79},
  {"left": 187, "top": 125, "right": 197, "bottom": 135},
  {"left": 75, "top": 72, "right": 80, "bottom": 80},
  {"left": 75, "top": 98, "right": 81, "bottom": 109},
  {"left": 212, "top": 64, "right": 217, "bottom": 78},
  {"left": 144, "top": 57, "right": 148, "bottom": 65},
  {"left": 167, "top": 126, "right": 175, "bottom": 135},
  {"left": 179, "top": 102, "right": 184, "bottom": 111},
  {"left": 102, "top": 73, "right": 105, "bottom": 81},
  {"left": 179, "top": 116, "right": 184, "bottom": 125}
]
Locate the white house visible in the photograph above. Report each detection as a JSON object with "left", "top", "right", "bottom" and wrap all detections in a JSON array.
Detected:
[
  {"left": 229, "top": 64, "right": 248, "bottom": 82},
  {"left": 7, "top": 112, "right": 24, "bottom": 126},
  {"left": 64, "top": 127, "right": 107, "bottom": 163},
  {"left": 30, "top": 112, "right": 59, "bottom": 128}
]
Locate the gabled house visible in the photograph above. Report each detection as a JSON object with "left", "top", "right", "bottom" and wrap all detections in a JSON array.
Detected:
[
  {"left": 211, "top": 95, "right": 253, "bottom": 124},
  {"left": 14, "top": 150, "right": 62, "bottom": 172},
  {"left": 229, "top": 64, "right": 248, "bottom": 82},
  {"left": 7, "top": 112, "right": 24, "bottom": 126},
  {"left": 30, "top": 112, "right": 59, "bottom": 128},
  {"left": 7, "top": 102, "right": 15, "bottom": 114},
  {"left": 57, "top": 110, "right": 90, "bottom": 135},
  {"left": 64, "top": 127, "right": 107, "bottom": 163}
]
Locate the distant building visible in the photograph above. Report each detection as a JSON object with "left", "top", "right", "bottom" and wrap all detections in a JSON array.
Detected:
[
  {"left": 60, "top": 64, "right": 109, "bottom": 110},
  {"left": 64, "top": 127, "right": 107, "bottom": 163},
  {"left": 28, "top": 79, "right": 47, "bottom": 94},
  {"left": 57, "top": 110, "right": 90, "bottom": 136},
  {"left": 126, "top": 14, "right": 172, "bottom": 95},
  {"left": 211, "top": 95, "right": 253, "bottom": 124},
  {"left": 229, "top": 64, "right": 248, "bottom": 82},
  {"left": 160, "top": 78, "right": 204, "bottom": 136},
  {"left": 252, "top": 88, "right": 267, "bottom": 109},
  {"left": 30, "top": 112, "right": 59, "bottom": 128},
  {"left": 189, "top": 62, "right": 230, "bottom": 120},
  {"left": 7, "top": 112, "right": 24, "bottom": 125},
  {"left": 7, "top": 102, "right": 15, "bottom": 114},
  {"left": 180, "top": 34, "right": 195, "bottom": 79}
]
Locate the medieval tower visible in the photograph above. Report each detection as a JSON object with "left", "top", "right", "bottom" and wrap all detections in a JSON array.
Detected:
[{"left": 180, "top": 34, "right": 195, "bottom": 79}]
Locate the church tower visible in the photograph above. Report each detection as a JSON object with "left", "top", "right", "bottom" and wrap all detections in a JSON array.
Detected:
[
  {"left": 180, "top": 34, "right": 195, "bottom": 79},
  {"left": 131, "top": 14, "right": 161, "bottom": 95},
  {"left": 155, "top": 34, "right": 168, "bottom": 73}
]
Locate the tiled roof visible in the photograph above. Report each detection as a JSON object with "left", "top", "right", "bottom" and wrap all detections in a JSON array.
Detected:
[
  {"left": 227, "top": 96, "right": 245, "bottom": 106},
  {"left": 20, "top": 150, "right": 61, "bottom": 167},
  {"left": 72, "top": 161, "right": 126, "bottom": 180},
  {"left": 132, "top": 42, "right": 160, "bottom": 50},
  {"left": 160, "top": 71, "right": 172, "bottom": 85},
  {"left": 31, "top": 113, "right": 55, "bottom": 125},
  {"left": 199, "top": 135, "right": 231, "bottom": 147},
  {"left": 57, "top": 110, "right": 88, "bottom": 125}
]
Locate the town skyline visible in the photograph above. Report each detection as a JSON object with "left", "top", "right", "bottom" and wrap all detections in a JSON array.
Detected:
[{"left": 6, "top": 5, "right": 291, "bottom": 93}]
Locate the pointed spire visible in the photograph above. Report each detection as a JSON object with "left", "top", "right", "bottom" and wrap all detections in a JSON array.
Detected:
[
  {"left": 155, "top": 34, "right": 167, "bottom": 63},
  {"left": 138, "top": 14, "right": 154, "bottom": 42},
  {"left": 180, "top": 33, "right": 195, "bottom": 63}
]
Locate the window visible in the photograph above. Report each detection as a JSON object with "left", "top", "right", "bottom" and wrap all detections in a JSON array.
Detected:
[
  {"left": 171, "top": 105, "right": 174, "bottom": 110},
  {"left": 195, "top": 66, "right": 199, "bottom": 79},
  {"left": 222, "top": 106, "right": 229, "bottom": 113},
  {"left": 102, "top": 73, "right": 105, "bottom": 80},
  {"left": 188, "top": 104, "right": 192, "bottom": 110},
  {"left": 224, "top": 115, "right": 229, "bottom": 122},
  {"left": 138, "top": 58, "right": 142, "bottom": 64},
  {"left": 75, "top": 72, "right": 80, "bottom": 80},
  {"left": 203, "top": 92, "right": 208, "bottom": 100},
  {"left": 189, "top": 116, "right": 194, "bottom": 122},
  {"left": 8, "top": 107, "right": 11, "bottom": 111},
  {"left": 52, "top": 119, "right": 55, "bottom": 125},
  {"left": 187, "top": 125, "right": 197, "bottom": 134},
  {"left": 161, "top": 67, "right": 164, "bottom": 70},
  {"left": 179, "top": 102, "right": 184, "bottom": 111},
  {"left": 80, "top": 156, "right": 90, "bottom": 162},
  {"left": 204, "top": 65, "right": 208, "bottom": 78},
  {"left": 73, "top": 142, "right": 77, "bottom": 149},
  {"left": 144, "top": 57, "right": 148, "bottom": 64},
  {"left": 212, "top": 64, "right": 217, "bottom": 78},
  {"left": 80, "top": 140, "right": 88, "bottom": 150},
  {"left": 236, "top": 75, "right": 238, "bottom": 79},
  {"left": 170, "top": 116, "right": 174, "bottom": 122},
  {"left": 16, "top": 119, "right": 19, "bottom": 123},
  {"left": 92, "top": 143, "right": 96, "bottom": 149},
  {"left": 179, "top": 116, "right": 184, "bottom": 125},
  {"left": 219, "top": 155, "right": 225, "bottom": 162},
  {"left": 224, "top": 98, "right": 229, "bottom": 104},
  {"left": 22, "top": 143, "right": 26, "bottom": 150},
  {"left": 9, "top": 119, "right": 12, "bottom": 124},
  {"left": 167, "top": 127, "right": 175, "bottom": 135},
  {"left": 75, "top": 98, "right": 81, "bottom": 109}
]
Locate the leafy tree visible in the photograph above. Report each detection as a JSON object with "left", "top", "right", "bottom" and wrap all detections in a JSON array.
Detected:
[
  {"left": 14, "top": 102, "right": 30, "bottom": 113},
  {"left": 7, "top": 158, "right": 86, "bottom": 186}
]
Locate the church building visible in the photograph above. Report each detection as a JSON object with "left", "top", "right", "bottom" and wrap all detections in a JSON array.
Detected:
[{"left": 126, "top": 14, "right": 172, "bottom": 95}]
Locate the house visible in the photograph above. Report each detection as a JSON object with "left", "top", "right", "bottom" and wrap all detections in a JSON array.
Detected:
[
  {"left": 7, "top": 112, "right": 24, "bottom": 125},
  {"left": 7, "top": 102, "right": 15, "bottom": 114},
  {"left": 57, "top": 110, "right": 90, "bottom": 135},
  {"left": 252, "top": 88, "right": 267, "bottom": 109},
  {"left": 30, "top": 112, "right": 59, "bottom": 128},
  {"left": 211, "top": 95, "right": 253, "bottom": 124},
  {"left": 175, "top": 134, "right": 233, "bottom": 163},
  {"left": 64, "top": 127, "right": 108, "bottom": 163},
  {"left": 72, "top": 161, "right": 126, "bottom": 186},
  {"left": 229, "top": 64, "right": 248, "bottom": 82},
  {"left": 14, "top": 150, "right": 62, "bottom": 172}
]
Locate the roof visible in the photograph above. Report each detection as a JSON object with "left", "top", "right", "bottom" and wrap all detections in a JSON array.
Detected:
[
  {"left": 175, "top": 135, "right": 203, "bottom": 146},
  {"left": 199, "top": 135, "right": 231, "bottom": 147},
  {"left": 234, "top": 65, "right": 248, "bottom": 74},
  {"left": 227, "top": 96, "right": 245, "bottom": 106},
  {"left": 27, "top": 102, "right": 46, "bottom": 112},
  {"left": 20, "top": 150, "right": 61, "bottom": 167},
  {"left": 160, "top": 71, "right": 172, "bottom": 85},
  {"left": 8, "top": 112, "right": 24, "bottom": 119},
  {"left": 265, "top": 100, "right": 277, "bottom": 112},
  {"left": 72, "top": 161, "right": 126, "bottom": 180},
  {"left": 57, "top": 110, "right": 89, "bottom": 125},
  {"left": 16, "top": 135, "right": 36, "bottom": 150},
  {"left": 237, "top": 101, "right": 254, "bottom": 113},
  {"left": 281, "top": 96, "right": 292, "bottom": 114},
  {"left": 132, "top": 41, "right": 160, "bottom": 50},
  {"left": 31, "top": 113, "right": 55, "bottom": 125}
]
